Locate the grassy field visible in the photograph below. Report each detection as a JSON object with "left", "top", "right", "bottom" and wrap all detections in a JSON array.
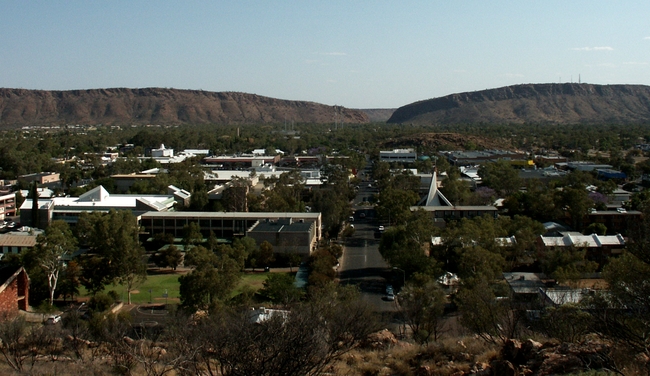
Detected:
[{"left": 77, "top": 270, "right": 273, "bottom": 305}]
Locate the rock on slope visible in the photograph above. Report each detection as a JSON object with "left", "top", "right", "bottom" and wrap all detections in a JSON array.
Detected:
[
  {"left": 388, "top": 83, "right": 650, "bottom": 125},
  {"left": 0, "top": 88, "right": 369, "bottom": 128}
]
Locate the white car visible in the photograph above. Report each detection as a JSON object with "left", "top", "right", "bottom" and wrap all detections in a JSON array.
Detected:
[
  {"left": 378, "top": 225, "right": 385, "bottom": 232},
  {"left": 45, "top": 315, "right": 61, "bottom": 325}
]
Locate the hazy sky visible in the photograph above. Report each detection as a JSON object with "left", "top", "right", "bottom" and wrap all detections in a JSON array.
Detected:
[{"left": 1, "top": 1, "right": 649, "bottom": 108}]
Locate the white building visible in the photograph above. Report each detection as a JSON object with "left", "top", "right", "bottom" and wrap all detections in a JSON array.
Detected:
[
  {"left": 151, "top": 144, "right": 174, "bottom": 158},
  {"left": 19, "top": 185, "right": 181, "bottom": 227},
  {"left": 379, "top": 149, "right": 417, "bottom": 163}
]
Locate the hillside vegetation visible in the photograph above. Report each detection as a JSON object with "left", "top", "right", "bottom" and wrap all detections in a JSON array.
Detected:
[
  {"left": 0, "top": 88, "right": 369, "bottom": 128},
  {"left": 388, "top": 83, "right": 650, "bottom": 125}
]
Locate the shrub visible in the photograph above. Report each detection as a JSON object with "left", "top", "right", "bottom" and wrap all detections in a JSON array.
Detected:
[{"left": 89, "top": 292, "right": 115, "bottom": 312}]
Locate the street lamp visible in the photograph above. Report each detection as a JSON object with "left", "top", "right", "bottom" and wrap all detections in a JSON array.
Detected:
[{"left": 393, "top": 267, "right": 405, "bottom": 288}]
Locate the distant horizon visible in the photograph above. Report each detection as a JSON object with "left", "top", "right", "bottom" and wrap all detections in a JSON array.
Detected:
[{"left": 3, "top": 81, "right": 648, "bottom": 110}]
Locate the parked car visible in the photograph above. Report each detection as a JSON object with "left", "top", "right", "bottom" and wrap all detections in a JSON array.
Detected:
[
  {"left": 386, "top": 292, "right": 395, "bottom": 301},
  {"left": 45, "top": 315, "right": 61, "bottom": 325},
  {"left": 385, "top": 284, "right": 394, "bottom": 295},
  {"left": 378, "top": 225, "right": 385, "bottom": 232}
]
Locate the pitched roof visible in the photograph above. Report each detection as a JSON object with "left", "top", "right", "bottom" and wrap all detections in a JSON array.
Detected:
[
  {"left": 0, "top": 266, "right": 28, "bottom": 295},
  {"left": 540, "top": 233, "right": 625, "bottom": 248},
  {"left": 78, "top": 185, "right": 110, "bottom": 202},
  {"left": 0, "top": 234, "right": 37, "bottom": 248},
  {"left": 423, "top": 172, "right": 452, "bottom": 207}
]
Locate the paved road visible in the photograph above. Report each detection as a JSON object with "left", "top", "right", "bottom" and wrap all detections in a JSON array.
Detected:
[{"left": 338, "top": 170, "right": 399, "bottom": 315}]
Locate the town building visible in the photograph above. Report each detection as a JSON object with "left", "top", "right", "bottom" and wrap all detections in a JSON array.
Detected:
[
  {"left": 151, "top": 144, "right": 174, "bottom": 158},
  {"left": 0, "top": 192, "right": 17, "bottom": 220},
  {"left": 0, "top": 266, "right": 29, "bottom": 314},
  {"left": 379, "top": 149, "right": 417, "bottom": 164},
  {"left": 411, "top": 171, "right": 498, "bottom": 227},
  {"left": 539, "top": 288, "right": 592, "bottom": 307},
  {"left": 595, "top": 169, "right": 626, "bottom": 181},
  {"left": 537, "top": 233, "right": 626, "bottom": 266},
  {"left": 503, "top": 272, "right": 550, "bottom": 301},
  {"left": 203, "top": 154, "right": 281, "bottom": 168},
  {"left": 111, "top": 173, "right": 158, "bottom": 193},
  {"left": 139, "top": 211, "right": 322, "bottom": 255},
  {"left": 19, "top": 185, "right": 184, "bottom": 228},
  {"left": 18, "top": 172, "right": 61, "bottom": 188},
  {"left": 584, "top": 209, "right": 641, "bottom": 236},
  {"left": 555, "top": 161, "right": 613, "bottom": 172},
  {"left": 439, "top": 150, "right": 529, "bottom": 166},
  {"left": 0, "top": 230, "right": 41, "bottom": 255}
]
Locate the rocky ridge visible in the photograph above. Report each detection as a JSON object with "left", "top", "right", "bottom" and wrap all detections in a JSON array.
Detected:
[
  {"left": 388, "top": 83, "right": 650, "bottom": 125},
  {"left": 0, "top": 88, "right": 369, "bottom": 128}
]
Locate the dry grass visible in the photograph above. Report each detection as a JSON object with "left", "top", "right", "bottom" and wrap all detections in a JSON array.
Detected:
[{"left": 332, "top": 336, "right": 500, "bottom": 376}]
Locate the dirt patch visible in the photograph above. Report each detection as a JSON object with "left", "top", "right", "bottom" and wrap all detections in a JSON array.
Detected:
[{"left": 384, "top": 132, "right": 513, "bottom": 152}]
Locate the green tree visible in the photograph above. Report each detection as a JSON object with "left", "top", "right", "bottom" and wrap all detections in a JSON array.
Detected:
[
  {"left": 152, "top": 245, "right": 183, "bottom": 270},
  {"left": 260, "top": 273, "right": 304, "bottom": 304},
  {"left": 499, "top": 215, "right": 545, "bottom": 269},
  {"left": 206, "top": 231, "right": 220, "bottom": 252},
  {"left": 31, "top": 220, "right": 78, "bottom": 305},
  {"left": 179, "top": 267, "right": 228, "bottom": 312},
  {"left": 540, "top": 246, "right": 598, "bottom": 286},
  {"left": 180, "top": 243, "right": 244, "bottom": 312},
  {"left": 256, "top": 241, "right": 275, "bottom": 268},
  {"left": 456, "top": 279, "right": 520, "bottom": 345},
  {"left": 179, "top": 251, "right": 242, "bottom": 313},
  {"left": 457, "top": 245, "right": 506, "bottom": 285},
  {"left": 439, "top": 169, "right": 471, "bottom": 205},
  {"left": 285, "top": 253, "right": 303, "bottom": 272},
  {"left": 398, "top": 273, "right": 447, "bottom": 343},
  {"left": 222, "top": 177, "right": 250, "bottom": 212},
  {"left": 76, "top": 210, "right": 147, "bottom": 303},
  {"left": 183, "top": 246, "right": 218, "bottom": 268},
  {"left": 259, "top": 170, "right": 305, "bottom": 212},
  {"left": 540, "top": 304, "right": 592, "bottom": 343},
  {"left": 233, "top": 237, "right": 257, "bottom": 259},
  {"left": 590, "top": 251, "right": 650, "bottom": 355},
  {"left": 58, "top": 260, "right": 81, "bottom": 302},
  {"left": 375, "top": 187, "right": 419, "bottom": 226},
  {"left": 503, "top": 183, "right": 559, "bottom": 222},
  {"left": 478, "top": 160, "right": 522, "bottom": 196},
  {"left": 583, "top": 222, "right": 607, "bottom": 235},
  {"left": 559, "top": 186, "right": 593, "bottom": 231},
  {"left": 182, "top": 222, "right": 203, "bottom": 249},
  {"left": 379, "top": 214, "right": 440, "bottom": 279},
  {"left": 311, "top": 188, "right": 350, "bottom": 237},
  {"left": 14, "top": 191, "right": 25, "bottom": 214},
  {"left": 189, "top": 283, "right": 378, "bottom": 376}
]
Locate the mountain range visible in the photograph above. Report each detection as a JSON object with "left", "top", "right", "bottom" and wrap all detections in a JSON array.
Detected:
[
  {"left": 3, "top": 84, "right": 650, "bottom": 128},
  {"left": 0, "top": 88, "right": 368, "bottom": 129},
  {"left": 387, "top": 83, "right": 650, "bottom": 125}
]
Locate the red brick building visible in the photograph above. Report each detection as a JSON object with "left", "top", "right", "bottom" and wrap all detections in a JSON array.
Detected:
[{"left": 0, "top": 267, "right": 29, "bottom": 314}]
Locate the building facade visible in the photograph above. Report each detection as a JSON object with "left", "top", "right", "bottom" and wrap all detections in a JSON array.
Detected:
[
  {"left": 0, "top": 267, "right": 29, "bottom": 314},
  {"left": 139, "top": 211, "right": 322, "bottom": 255}
]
